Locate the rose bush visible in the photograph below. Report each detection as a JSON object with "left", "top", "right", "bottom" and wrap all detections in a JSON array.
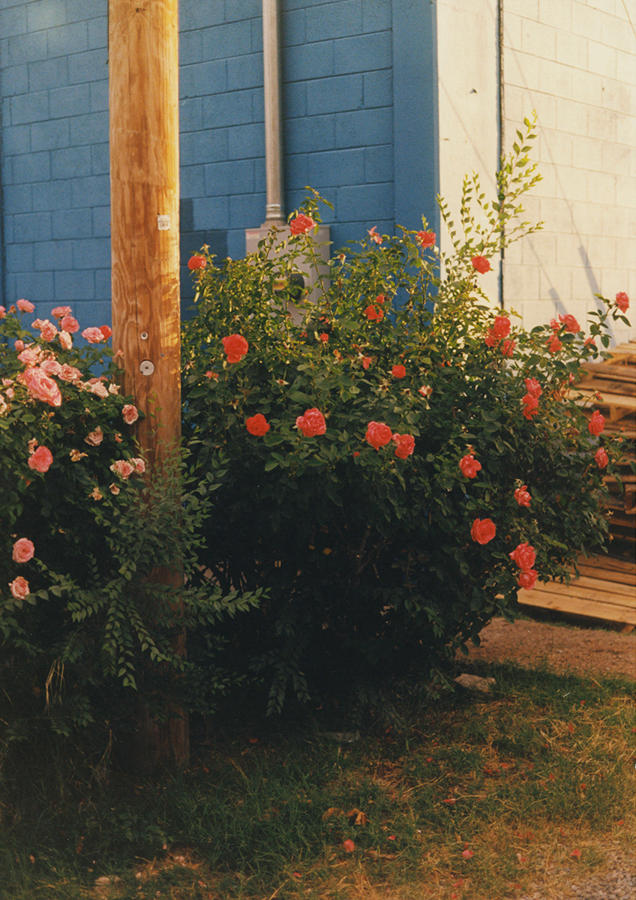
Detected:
[
  {"left": 181, "top": 119, "right": 629, "bottom": 713},
  {"left": 0, "top": 304, "right": 260, "bottom": 740}
]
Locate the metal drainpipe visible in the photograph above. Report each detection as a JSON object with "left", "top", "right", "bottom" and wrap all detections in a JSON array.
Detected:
[{"left": 262, "top": 0, "right": 285, "bottom": 226}]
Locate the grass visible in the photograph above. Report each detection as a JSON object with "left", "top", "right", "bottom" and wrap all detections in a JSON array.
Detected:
[{"left": 0, "top": 663, "right": 634, "bottom": 900}]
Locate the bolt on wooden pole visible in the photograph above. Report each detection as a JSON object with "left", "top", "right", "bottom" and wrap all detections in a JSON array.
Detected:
[{"left": 109, "top": 0, "right": 187, "bottom": 772}]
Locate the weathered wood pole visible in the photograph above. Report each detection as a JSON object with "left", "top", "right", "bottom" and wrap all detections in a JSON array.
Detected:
[{"left": 109, "top": 0, "right": 188, "bottom": 771}]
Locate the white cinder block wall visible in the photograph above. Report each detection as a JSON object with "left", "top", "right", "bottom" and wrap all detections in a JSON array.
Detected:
[{"left": 502, "top": 0, "right": 636, "bottom": 345}]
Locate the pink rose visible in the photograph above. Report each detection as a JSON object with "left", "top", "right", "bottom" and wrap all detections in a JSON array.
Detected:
[
  {"left": 222, "top": 334, "right": 249, "bottom": 363},
  {"left": 51, "top": 306, "right": 72, "bottom": 319},
  {"left": 367, "top": 226, "right": 383, "bottom": 244},
  {"left": 418, "top": 384, "right": 433, "bottom": 398},
  {"left": 14, "top": 340, "right": 25, "bottom": 351},
  {"left": 594, "top": 447, "right": 608, "bottom": 468},
  {"left": 110, "top": 460, "right": 135, "bottom": 479},
  {"left": 517, "top": 569, "right": 538, "bottom": 590},
  {"left": 509, "top": 542, "right": 536, "bottom": 571},
  {"left": 492, "top": 316, "right": 511, "bottom": 340},
  {"left": 296, "top": 408, "right": 326, "bottom": 437},
  {"left": 471, "top": 256, "right": 491, "bottom": 274},
  {"left": 58, "top": 364, "right": 82, "bottom": 382},
  {"left": 85, "top": 427, "right": 104, "bottom": 447},
  {"left": 524, "top": 378, "right": 542, "bottom": 398},
  {"left": 0, "top": 307, "right": 5, "bottom": 319},
  {"left": 40, "top": 320, "right": 58, "bottom": 342},
  {"left": 459, "top": 455, "right": 482, "bottom": 479},
  {"left": 60, "top": 315, "right": 79, "bottom": 333},
  {"left": 82, "top": 327, "right": 107, "bottom": 344},
  {"left": 28, "top": 445, "right": 53, "bottom": 473},
  {"left": 18, "top": 347, "right": 42, "bottom": 367},
  {"left": 12, "top": 538, "right": 35, "bottom": 564},
  {"left": 89, "top": 380, "right": 109, "bottom": 399},
  {"left": 514, "top": 485, "right": 531, "bottom": 507},
  {"left": 110, "top": 483, "right": 120, "bottom": 495},
  {"left": 58, "top": 331, "right": 73, "bottom": 350},
  {"left": 122, "top": 404, "right": 139, "bottom": 425},
  {"left": 588, "top": 411, "right": 605, "bottom": 436},
  {"left": 289, "top": 214, "right": 316, "bottom": 235},
  {"left": 41, "top": 358, "right": 62, "bottom": 377},
  {"left": 416, "top": 230, "right": 436, "bottom": 248},
  {"left": 615, "top": 291, "right": 629, "bottom": 313},
  {"left": 246, "top": 413, "right": 270, "bottom": 436},
  {"left": 131, "top": 457, "right": 146, "bottom": 474},
  {"left": 559, "top": 313, "right": 580, "bottom": 334},
  {"left": 9, "top": 576, "right": 30, "bottom": 600},
  {"left": 392, "top": 433, "right": 415, "bottom": 459},
  {"left": 17, "top": 299, "right": 35, "bottom": 313},
  {"left": 23, "top": 367, "right": 62, "bottom": 407},
  {"left": 471, "top": 518, "right": 496, "bottom": 544},
  {"left": 391, "top": 364, "right": 406, "bottom": 379},
  {"left": 365, "top": 421, "right": 392, "bottom": 450}
]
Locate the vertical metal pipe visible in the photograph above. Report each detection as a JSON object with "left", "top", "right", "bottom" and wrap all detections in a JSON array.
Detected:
[{"left": 262, "top": 0, "right": 285, "bottom": 223}]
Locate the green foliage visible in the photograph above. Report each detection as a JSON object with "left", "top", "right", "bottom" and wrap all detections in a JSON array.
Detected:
[
  {"left": 0, "top": 307, "right": 260, "bottom": 740},
  {"left": 181, "top": 120, "right": 629, "bottom": 712}
]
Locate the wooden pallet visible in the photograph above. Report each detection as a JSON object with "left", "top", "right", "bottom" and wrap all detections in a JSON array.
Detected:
[{"left": 517, "top": 555, "right": 636, "bottom": 631}]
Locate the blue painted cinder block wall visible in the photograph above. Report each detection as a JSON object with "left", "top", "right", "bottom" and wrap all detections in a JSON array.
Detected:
[{"left": 0, "top": 0, "right": 437, "bottom": 322}]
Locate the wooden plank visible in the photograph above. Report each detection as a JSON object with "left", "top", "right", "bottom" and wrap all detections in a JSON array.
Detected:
[
  {"left": 576, "top": 565, "right": 636, "bottom": 586},
  {"left": 576, "top": 555, "right": 635, "bottom": 574},
  {"left": 518, "top": 590, "right": 636, "bottom": 625},
  {"left": 565, "top": 575, "right": 636, "bottom": 598},
  {"left": 573, "top": 389, "right": 636, "bottom": 411},
  {"left": 534, "top": 579, "right": 636, "bottom": 608},
  {"left": 581, "top": 362, "right": 636, "bottom": 382}
]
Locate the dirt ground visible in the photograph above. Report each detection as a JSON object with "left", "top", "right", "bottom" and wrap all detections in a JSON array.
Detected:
[{"left": 461, "top": 616, "right": 636, "bottom": 680}]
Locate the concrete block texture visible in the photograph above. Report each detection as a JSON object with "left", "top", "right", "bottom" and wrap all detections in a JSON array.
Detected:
[{"left": 502, "top": 0, "right": 635, "bottom": 342}]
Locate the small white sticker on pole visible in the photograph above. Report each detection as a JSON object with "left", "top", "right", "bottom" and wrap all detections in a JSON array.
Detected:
[
  {"left": 140, "top": 360, "right": 155, "bottom": 376},
  {"left": 157, "top": 215, "right": 171, "bottom": 231}
]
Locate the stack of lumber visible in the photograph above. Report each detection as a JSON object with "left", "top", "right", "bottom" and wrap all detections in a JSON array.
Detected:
[
  {"left": 576, "top": 341, "right": 635, "bottom": 547},
  {"left": 518, "top": 342, "right": 635, "bottom": 630}
]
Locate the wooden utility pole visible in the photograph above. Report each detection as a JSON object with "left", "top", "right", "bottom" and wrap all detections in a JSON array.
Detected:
[{"left": 109, "top": 0, "right": 187, "bottom": 771}]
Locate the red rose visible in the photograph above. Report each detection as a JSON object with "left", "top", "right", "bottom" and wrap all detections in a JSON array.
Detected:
[
  {"left": 471, "top": 518, "right": 496, "bottom": 544},
  {"left": 471, "top": 256, "right": 491, "bottom": 274},
  {"left": 594, "top": 447, "right": 608, "bottom": 468},
  {"left": 588, "top": 410, "right": 605, "bottom": 436},
  {"left": 522, "top": 395, "right": 539, "bottom": 419},
  {"left": 524, "top": 378, "right": 542, "bottom": 398},
  {"left": 99, "top": 325, "right": 112, "bottom": 339},
  {"left": 289, "top": 214, "right": 315, "bottom": 235},
  {"left": 319, "top": 333, "right": 329, "bottom": 343},
  {"left": 28, "top": 445, "right": 53, "bottom": 473},
  {"left": 392, "top": 433, "right": 415, "bottom": 459},
  {"left": 547, "top": 335, "right": 562, "bottom": 354},
  {"left": 492, "top": 316, "right": 511, "bottom": 340},
  {"left": 343, "top": 839, "right": 355, "bottom": 853},
  {"left": 615, "top": 291, "right": 629, "bottom": 313},
  {"left": 188, "top": 255, "right": 207, "bottom": 270},
  {"left": 246, "top": 413, "right": 270, "bottom": 436},
  {"left": 222, "top": 334, "right": 249, "bottom": 363},
  {"left": 517, "top": 569, "right": 538, "bottom": 590},
  {"left": 362, "top": 356, "right": 371, "bottom": 370},
  {"left": 416, "top": 230, "right": 436, "bottom": 248},
  {"left": 501, "top": 339, "right": 516, "bottom": 358},
  {"left": 365, "top": 421, "right": 392, "bottom": 450},
  {"left": 391, "top": 364, "right": 406, "bottom": 379},
  {"left": 375, "top": 294, "right": 386, "bottom": 304},
  {"left": 514, "top": 485, "right": 531, "bottom": 507},
  {"left": 484, "top": 330, "right": 498, "bottom": 348},
  {"left": 509, "top": 542, "right": 536, "bottom": 571},
  {"left": 459, "top": 454, "right": 482, "bottom": 479},
  {"left": 296, "top": 408, "right": 326, "bottom": 437},
  {"left": 559, "top": 313, "right": 580, "bottom": 334},
  {"left": 364, "top": 305, "right": 384, "bottom": 321}
]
